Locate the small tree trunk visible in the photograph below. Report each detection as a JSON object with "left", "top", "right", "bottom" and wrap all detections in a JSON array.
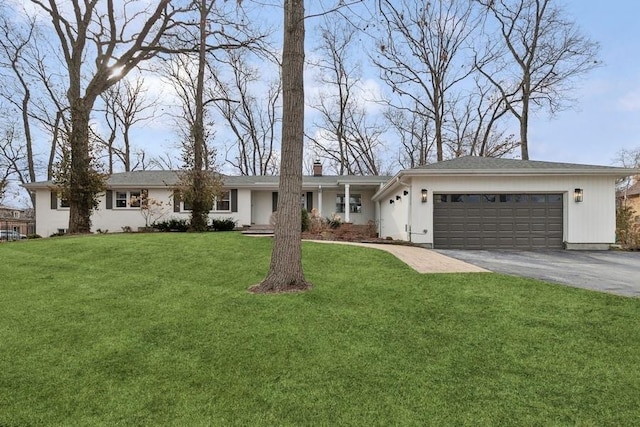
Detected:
[
  {"left": 251, "top": 0, "right": 311, "bottom": 293},
  {"left": 520, "top": 93, "right": 530, "bottom": 160}
]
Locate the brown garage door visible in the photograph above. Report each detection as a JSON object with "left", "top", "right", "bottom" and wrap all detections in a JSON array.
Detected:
[{"left": 433, "top": 194, "right": 563, "bottom": 249}]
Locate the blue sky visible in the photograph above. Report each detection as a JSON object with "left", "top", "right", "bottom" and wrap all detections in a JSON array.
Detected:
[
  {"left": 128, "top": 0, "right": 640, "bottom": 169},
  {"left": 528, "top": 0, "right": 640, "bottom": 165},
  {"left": 4, "top": 0, "right": 639, "bottom": 208}
]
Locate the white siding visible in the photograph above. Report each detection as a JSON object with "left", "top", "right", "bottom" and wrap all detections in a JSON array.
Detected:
[
  {"left": 35, "top": 188, "right": 252, "bottom": 237},
  {"left": 34, "top": 190, "right": 71, "bottom": 237},
  {"left": 378, "top": 188, "right": 411, "bottom": 241},
  {"left": 378, "top": 174, "right": 618, "bottom": 247}
]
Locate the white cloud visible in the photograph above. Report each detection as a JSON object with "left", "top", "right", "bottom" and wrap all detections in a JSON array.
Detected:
[{"left": 617, "top": 88, "right": 640, "bottom": 112}]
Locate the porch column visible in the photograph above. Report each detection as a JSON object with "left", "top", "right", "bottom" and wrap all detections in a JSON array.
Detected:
[
  {"left": 344, "top": 184, "right": 351, "bottom": 223},
  {"left": 317, "top": 185, "right": 323, "bottom": 217}
]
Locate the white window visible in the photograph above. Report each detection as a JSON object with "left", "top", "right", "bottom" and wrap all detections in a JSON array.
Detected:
[
  {"left": 336, "top": 194, "right": 361, "bottom": 214},
  {"left": 214, "top": 191, "right": 230, "bottom": 211},
  {"left": 183, "top": 191, "right": 231, "bottom": 212},
  {"left": 115, "top": 190, "right": 142, "bottom": 208}
]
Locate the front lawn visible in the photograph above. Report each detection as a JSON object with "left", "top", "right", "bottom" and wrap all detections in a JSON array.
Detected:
[{"left": 1, "top": 233, "right": 638, "bottom": 425}]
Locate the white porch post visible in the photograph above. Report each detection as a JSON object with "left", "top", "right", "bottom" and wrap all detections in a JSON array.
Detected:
[
  {"left": 344, "top": 184, "right": 351, "bottom": 223},
  {"left": 317, "top": 185, "right": 323, "bottom": 217}
]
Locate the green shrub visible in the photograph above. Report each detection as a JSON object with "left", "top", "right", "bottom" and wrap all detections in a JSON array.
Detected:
[
  {"left": 152, "top": 218, "right": 190, "bottom": 232},
  {"left": 27, "top": 234, "right": 42, "bottom": 239},
  {"left": 301, "top": 208, "right": 310, "bottom": 232},
  {"left": 616, "top": 205, "right": 640, "bottom": 249},
  {"left": 210, "top": 218, "right": 237, "bottom": 232}
]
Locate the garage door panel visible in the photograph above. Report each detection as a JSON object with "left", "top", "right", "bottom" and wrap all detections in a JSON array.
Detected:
[
  {"left": 499, "top": 223, "right": 514, "bottom": 231},
  {"left": 434, "top": 193, "right": 563, "bottom": 249},
  {"left": 483, "top": 223, "right": 498, "bottom": 232},
  {"left": 466, "top": 223, "right": 481, "bottom": 232},
  {"left": 531, "top": 208, "right": 547, "bottom": 216},
  {"left": 531, "top": 223, "right": 546, "bottom": 232}
]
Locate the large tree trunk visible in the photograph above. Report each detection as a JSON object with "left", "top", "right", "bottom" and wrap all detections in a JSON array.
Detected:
[
  {"left": 68, "top": 99, "right": 93, "bottom": 234},
  {"left": 251, "top": 0, "right": 311, "bottom": 293},
  {"left": 189, "top": 0, "right": 210, "bottom": 232}
]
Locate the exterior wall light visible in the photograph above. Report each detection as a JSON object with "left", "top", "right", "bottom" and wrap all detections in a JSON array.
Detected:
[
  {"left": 396, "top": 195, "right": 401, "bottom": 200},
  {"left": 389, "top": 199, "right": 394, "bottom": 204},
  {"left": 421, "top": 189, "right": 428, "bottom": 203},
  {"left": 574, "top": 188, "right": 583, "bottom": 203},
  {"left": 403, "top": 190, "right": 409, "bottom": 196}
]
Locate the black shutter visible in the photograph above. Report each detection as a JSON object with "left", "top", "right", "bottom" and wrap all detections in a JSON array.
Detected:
[
  {"left": 272, "top": 192, "right": 278, "bottom": 212},
  {"left": 306, "top": 192, "right": 313, "bottom": 211},
  {"left": 231, "top": 189, "right": 238, "bottom": 212},
  {"left": 50, "top": 192, "right": 57, "bottom": 209},
  {"left": 106, "top": 190, "right": 113, "bottom": 209},
  {"left": 173, "top": 192, "right": 181, "bottom": 212}
]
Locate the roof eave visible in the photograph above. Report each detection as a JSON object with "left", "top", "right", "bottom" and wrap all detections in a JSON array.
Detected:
[
  {"left": 371, "top": 167, "right": 640, "bottom": 201},
  {"left": 405, "top": 168, "right": 640, "bottom": 177}
]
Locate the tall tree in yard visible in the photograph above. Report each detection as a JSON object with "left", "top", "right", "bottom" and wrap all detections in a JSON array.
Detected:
[
  {"left": 374, "top": 0, "right": 480, "bottom": 162},
  {"left": 251, "top": 0, "right": 311, "bottom": 293},
  {"left": 29, "top": 0, "right": 181, "bottom": 233},
  {"left": 161, "top": 0, "right": 266, "bottom": 230},
  {"left": 475, "top": 0, "right": 600, "bottom": 160}
]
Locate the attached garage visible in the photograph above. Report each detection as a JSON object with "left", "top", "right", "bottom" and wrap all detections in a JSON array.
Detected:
[
  {"left": 374, "top": 156, "right": 639, "bottom": 250},
  {"left": 433, "top": 193, "right": 563, "bottom": 249}
]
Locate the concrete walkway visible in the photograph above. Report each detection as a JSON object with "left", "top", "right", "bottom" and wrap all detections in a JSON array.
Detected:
[{"left": 307, "top": 240, "right": 489, "bottom": 274}]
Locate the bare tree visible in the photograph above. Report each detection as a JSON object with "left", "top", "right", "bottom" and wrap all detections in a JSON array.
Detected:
[
  {"left": 100, "top": 74, "right": 159, "bottom": 173},
  {"left": 308, "top": 17, "right": 386, "bottom": 175},
  {"left": 159, "top": 0, "right": 268, "bottom": 230},
  {"left": 374, "top": 0, "right": 481, "bottom": 161},
  {"left": 475, "top": 0, "right": 600, "bottom": 160},
  {"left": 384, "top": 104, "right": 434, "bottom": 168},
  {"left": 0, "top": 122, "right": 27, "bottom": 199},
  {"left": 18, "top": 37, "right": 73, "bottom": 180},
  {"left": 445, "top": 77, "right": 518, "bottom": 158},
  {"left": 211, "top": 50, "right": 281, "bottom": 176},
  {"left": 0, "top": 10, "right": 38, "bottom": 203},
  {"left": 251, "top": 0, "right": 311, "bottom": 293},
  {"left": 28, "top": 0, "right": 185, "bottom": 233}
]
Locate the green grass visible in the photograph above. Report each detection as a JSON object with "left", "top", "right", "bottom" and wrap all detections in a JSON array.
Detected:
[{"left": 1, "top": 232, "right": 639, "bottom": 426}]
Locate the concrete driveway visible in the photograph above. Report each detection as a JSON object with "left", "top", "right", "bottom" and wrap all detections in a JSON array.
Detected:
[{"left": 436, "top": 249, "right": 640, "bottom": 297}]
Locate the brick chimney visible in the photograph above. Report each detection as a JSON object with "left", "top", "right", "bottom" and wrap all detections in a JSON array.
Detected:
[{"left": 313, "top": 160, "right": 323, "bottom": 177}]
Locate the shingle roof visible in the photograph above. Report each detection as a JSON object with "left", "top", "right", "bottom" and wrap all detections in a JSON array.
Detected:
[
  {"left": 413, "top": 155, "right": 632, "bottom": 173},
  {"left": 373, "top": 156, "right": 640, "bottom": 201},
  {"left": 23, "top": 170, "right": 391, "bottom": 189}
]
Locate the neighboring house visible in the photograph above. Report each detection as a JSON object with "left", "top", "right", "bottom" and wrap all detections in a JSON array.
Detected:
[
  {"left": 0, "top": 205, "right": 34, "bottom": 237},
  {"left": 22, "top": 156, "right": 640, "bottom": 250},
  {"left": 617, "top": 176, "right": 640, "bottom": 222},
  {"left": 23, "top": 163, "right": 390, "bottom": 237},
  {"left": 374, "top": 156, "right": 639, "bottom": 250}
]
